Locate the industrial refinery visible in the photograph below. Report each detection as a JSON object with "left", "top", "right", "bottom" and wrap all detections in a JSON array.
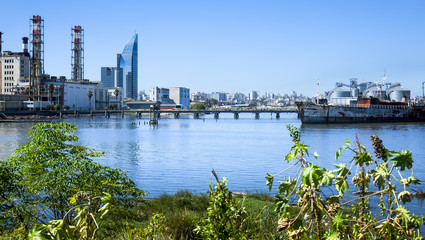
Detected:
[
  {"left": 0, "top": 15, "right": 123, "bottom": 111},
  {"left": 326, "top": 78, "right": 411, "bottom": 106}
]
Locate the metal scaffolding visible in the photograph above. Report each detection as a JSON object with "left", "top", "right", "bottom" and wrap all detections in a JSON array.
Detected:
[
  {"left": 71, "top": 25, "right": 84, "bottom": 81},
  {"left": 30, "top": 15, "right": 44, "bottom": 95}
]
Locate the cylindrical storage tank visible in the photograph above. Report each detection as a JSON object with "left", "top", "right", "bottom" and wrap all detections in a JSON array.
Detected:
[
  {"left": 387, "top": 85, "right": 410, "bottom": 102},
  {"left": 358, "top": 82, "right": 370, "bottom": 95},
  {"left": 351, "top": 88, "right": 359, "bottom": 98},
  {"left": 329, "top": 86, "right": 351, "bottom": 98},
  {"left": 363, "top": 86, "right": 387, "bottom": 100}
]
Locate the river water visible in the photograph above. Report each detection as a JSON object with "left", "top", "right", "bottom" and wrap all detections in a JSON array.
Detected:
[{"left": 0, "top": 112, "right": 424, "bottom": 214}]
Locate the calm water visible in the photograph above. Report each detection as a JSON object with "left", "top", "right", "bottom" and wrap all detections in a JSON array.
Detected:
[{"left": 0, "top": 113, "right": 424, "bottom": 214}]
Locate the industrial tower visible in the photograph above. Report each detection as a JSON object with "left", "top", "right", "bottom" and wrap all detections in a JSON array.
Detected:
[
  {"left": 71, "top": 26, "right": 84, "bottom": 81},
  {"left": 30, "top": 15, "right": 44, "bottom": 95},
  {"left": 0, "top": 32, "right": 3, "bottom": 55}
]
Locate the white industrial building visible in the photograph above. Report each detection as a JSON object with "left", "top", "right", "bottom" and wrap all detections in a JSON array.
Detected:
[{"left": 0, "top": 51, "right": 30, "bottom": 95}]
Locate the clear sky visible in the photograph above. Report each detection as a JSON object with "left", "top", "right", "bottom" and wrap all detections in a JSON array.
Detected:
[{"left": 1, "top": 0, "right": 425, "bottom": 97}]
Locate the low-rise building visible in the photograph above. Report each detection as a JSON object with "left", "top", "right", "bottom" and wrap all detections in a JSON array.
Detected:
[{"left": 168, "top": 87, "right": 190, "bottom": 109}]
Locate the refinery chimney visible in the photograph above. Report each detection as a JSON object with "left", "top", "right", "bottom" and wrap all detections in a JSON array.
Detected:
[
  {"left": 22, "top": 37, "right": 28, "bottom": 54},
  {"left": 30, "top": 15, "right": 44, "bottom": 94},
  {"left": 71, "top": 25, "right": 84, "bottom": 81},
  {"left": 0, "top": 32, "right": 3, "bottom": 56}
]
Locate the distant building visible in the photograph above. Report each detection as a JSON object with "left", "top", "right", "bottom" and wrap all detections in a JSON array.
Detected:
[
  {"left": 150, "top": 86, "right": 190, "bottom": 109},
  {"left": 150, "top": 87, "right": 170, "bottom": 102},
  {"left": 101, "top": 33, "right": 138, "bottom": 100},
  {"left": 138, "top": 90, "right": 148, "bottom": 100},
  {"left": 191, "top": 92, "right": 207, "bottom": 102},
  {"left": 107, "top": 87, "right": 124, "bottom": 109},
  {"left": 0, "top": 49, "right": 30, "bottom": 95},
  {"left": 169, "top": 87, "right": 190, "bottom": 109},
  {"left": 210, "top": 92, "right": 227, "bottom": 102},
  {"left": 100, "top": 67, "right": 122, "bottom": 88},
  {"left": 249, "top": 91, "right": 259, "bottom": 101},
  {"left": 118, "top": 34, "right": 138, "bottom": 99}
]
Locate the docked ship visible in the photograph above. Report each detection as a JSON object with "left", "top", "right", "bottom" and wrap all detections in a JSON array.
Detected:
[{"left": 296, "top": 78, "right": 425, "bottom": 124}]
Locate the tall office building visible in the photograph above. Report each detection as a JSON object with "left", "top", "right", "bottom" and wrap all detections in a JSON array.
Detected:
[
  {"left": 100, "top": 67, "right": 122, "bottom": 88},
  {"left": 117, "top": 34, "right": 138, "bottom": 99}
]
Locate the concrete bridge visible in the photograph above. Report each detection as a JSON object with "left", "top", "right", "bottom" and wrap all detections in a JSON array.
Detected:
[
  {"left": 0, "top": 108, "right": 297, "bottom": 120},
  {"left": 129, "top": 108, "right": 297, "bottom": 120}
]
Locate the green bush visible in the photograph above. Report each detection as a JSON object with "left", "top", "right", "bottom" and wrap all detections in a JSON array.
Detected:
[
  {"left": 191, "top": 102, "right": 206, "bottom": 110},
  {"left": 0, "top": 122, "right": 146, "bottom": 234},
  {"left": 195, "top": 174, "right": 251, "bottom": 239},
  {"left": 266, "top": 124, "right": 425, "bottom": 239}
]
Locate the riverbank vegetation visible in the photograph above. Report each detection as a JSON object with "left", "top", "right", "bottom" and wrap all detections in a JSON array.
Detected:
[{"left": 0, "top": 122, "right": 424, "bottom": 239}]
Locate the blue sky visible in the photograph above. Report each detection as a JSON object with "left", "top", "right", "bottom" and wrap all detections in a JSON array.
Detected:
[{"left": 1, "top": 0, "right": 425, "bottom": 97}]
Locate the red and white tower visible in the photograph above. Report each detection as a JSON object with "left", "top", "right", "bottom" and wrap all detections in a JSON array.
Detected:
[
  {"left": 30, "top": 15, "right": 44, "bottom": 93},
  {"left": 71, "top": 25, "right": 84, "bottom": 81}
]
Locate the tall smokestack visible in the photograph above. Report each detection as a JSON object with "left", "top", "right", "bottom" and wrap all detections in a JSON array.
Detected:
[
  {"left": 22, "top": 37, "right": 28, "bottom": 54},
  {"left": 0, "top": 32, "right": 3, "bottom": 56}
]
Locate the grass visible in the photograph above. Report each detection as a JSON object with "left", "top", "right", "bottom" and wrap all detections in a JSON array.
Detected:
[
  {"left": 96, "top": 190, "right": 283, "bottom": 240},
  {"left": 0, "top": 190, "right": 283, "bottom": 239}
]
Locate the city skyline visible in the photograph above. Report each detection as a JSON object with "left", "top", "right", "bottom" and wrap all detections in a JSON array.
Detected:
[{"left": 1, "top": 1, "right": 425, "bottom": 97}]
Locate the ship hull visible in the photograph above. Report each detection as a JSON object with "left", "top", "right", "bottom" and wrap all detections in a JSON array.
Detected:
[{"left": 296, "top": 102, "right": 425, "bottom": 124}]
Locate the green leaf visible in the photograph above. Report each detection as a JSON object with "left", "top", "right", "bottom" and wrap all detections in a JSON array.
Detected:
[
  {"left": 327, "top": 195, "right": 340, "bottom": 205},
  {"left": 28, "top": 225, "right": 52, "bottom": 240},
  {"left": 301, "top": 164, "right": 324, "bottom": 188},
  {"left": 334, "top": 176, "right": 349, "bottom": 195},
  {"left": 321, "top": 170, "right": 335, "bottom": 186},
  {"left": 335, "top": 139, "right": 350, "bottom": 160},
  {"left": 332, "top": 212, "right": 348, "bottom": 232},
  {"left": 376, "top": 221, "right": 396, "bottom": 239},
  {"left": 274, "top": 195, "right": 292, "bottom": 218},
  {"left": 265, "top": 173, "right": 274, "bottom": 192},
  {"left": 277, "top": 177, "right": 296, "bottom": 196},
  {"left": 332, "top": 163, "right": 350, "bottom": 177},
  {"left": 372, "top": 163, "right": 389, "bottom": 189},
  {"left": 395, "top": 206, "right": 411, "bottom": 229},
  {"left": 400, "top": 176, "right": 421, "bottom": 186},
  {"left": 314, "top": 152, "right": 319, "bottom": 159},
  {"left": 354, "top": 152, "right": 373, "bottom": 166},
  {"left": 391, "top": 149, "right": 413, "bottom": 171}
]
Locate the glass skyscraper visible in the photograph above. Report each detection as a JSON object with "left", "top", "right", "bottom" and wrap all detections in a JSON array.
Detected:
[{"left": 117, "top": 34, "right": 138, "bottom": 99}]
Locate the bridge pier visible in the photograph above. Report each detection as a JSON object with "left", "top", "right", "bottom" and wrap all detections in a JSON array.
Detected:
[
  {"left": 122, "top": 111, "right": 124, "bottom": 118},
  {"left": 194, "top": 112, "right": 200, "bottom": 119},
  {"left": 255, "top": 113, "right": 260, "bottom": 119},
  {"left": 234, "top": 112, "right": 239, "bottom": 119},
  {"left": 276, "top": 113, "right": 280, "bottom": 119},
  {"left": 214, "top": 112, "right": 219, "bottom": 119},
  {"left": 174, "top": 112, "right": 180, "bottom": 119}
]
